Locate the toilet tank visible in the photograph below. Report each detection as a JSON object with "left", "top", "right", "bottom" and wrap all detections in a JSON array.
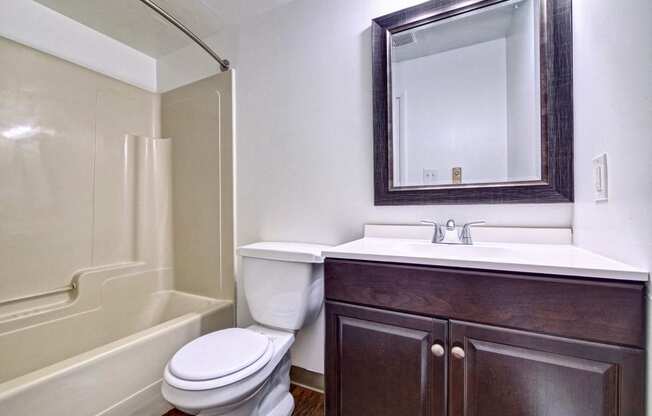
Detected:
[{"left": 237, "top": 242, "right": 330, "bottom": 331}]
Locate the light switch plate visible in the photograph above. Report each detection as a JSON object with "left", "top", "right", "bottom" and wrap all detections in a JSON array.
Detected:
[{"left": 592, "top": 153, "right": 608, "bottom": 201}]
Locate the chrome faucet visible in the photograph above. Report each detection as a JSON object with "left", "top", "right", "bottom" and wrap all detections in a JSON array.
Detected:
[{"left": 420, "top": 219, "right": 485, "bottom": 245}]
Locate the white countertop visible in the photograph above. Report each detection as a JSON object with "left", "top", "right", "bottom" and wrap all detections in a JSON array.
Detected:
[{"left": 323, "top": 237, "right": 649, "bottom": 282}]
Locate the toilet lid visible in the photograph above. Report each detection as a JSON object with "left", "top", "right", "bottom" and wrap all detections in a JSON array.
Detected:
[{"left": 169, "top": 328, "right": 271, "bottom": 381}]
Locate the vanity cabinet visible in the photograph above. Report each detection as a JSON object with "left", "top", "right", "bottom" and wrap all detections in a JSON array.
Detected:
[
  {"left": 324, "top": 259, "right": 646, "bottom": 416},
  {"left": 448, "top": 321, "right": 643, "bottom": 416},
  {"left": 325, "top": 302, "right": 447, "bottom": 416}
]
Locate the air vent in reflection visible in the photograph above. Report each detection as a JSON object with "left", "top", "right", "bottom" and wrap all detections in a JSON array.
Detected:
[{"left": 392, "top": 32, "right": 416, "bottom": 47}]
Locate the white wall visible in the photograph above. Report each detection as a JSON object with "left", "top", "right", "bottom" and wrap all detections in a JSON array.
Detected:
[
  {"left": 0, "top": 0, "right": 157, "bottom": 92},
  {"left": 0, "top": 0, "right": 233, "bottom": 93},
  {"left": 393, "top": 38, "right": 509, "bottom": 186},
  {"left": 572, "top": 0, "right": 652, "bottom": 271},
  {"left": 231, "top": 0, "right": 572, "bottom": 373},
  {"left": 505, "top": 0, "right": 541, "bottom": 181},
  {"left": 571, "top": 0, "right": 652, "bottom": 409},
  {"left": 157, "top": 28, "right": 238, "bottom": 93}
]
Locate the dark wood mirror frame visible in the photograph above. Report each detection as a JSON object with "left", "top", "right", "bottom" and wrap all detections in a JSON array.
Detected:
[{"left": 373, "top": 0, "right": 573, "bottom": 205}]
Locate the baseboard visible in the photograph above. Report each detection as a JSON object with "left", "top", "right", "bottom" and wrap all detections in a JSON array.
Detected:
[{"left": 290, "top": 365, "right": 324, "bottom": 393}]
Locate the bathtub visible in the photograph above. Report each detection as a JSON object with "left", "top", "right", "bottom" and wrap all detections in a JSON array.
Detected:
[{"left": 0, "top": 263, "right": 234, "bottom": 416}]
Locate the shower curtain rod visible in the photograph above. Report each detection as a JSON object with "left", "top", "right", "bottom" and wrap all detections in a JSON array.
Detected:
[{"left": 138, "top": 0, "right": 230, "bottom": 71}]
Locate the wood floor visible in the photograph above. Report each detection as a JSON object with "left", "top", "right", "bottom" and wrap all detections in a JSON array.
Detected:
[
  {"left": 163, "top": 384, "right": 324, "bottom": 416},
  {"left": 289, "top": 384, "right": 325, "bottom": 416}
]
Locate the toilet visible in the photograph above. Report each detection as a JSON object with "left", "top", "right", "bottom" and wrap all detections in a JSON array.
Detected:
[{"left": 161, "top": 242, "right": 329, "bottom": 416}]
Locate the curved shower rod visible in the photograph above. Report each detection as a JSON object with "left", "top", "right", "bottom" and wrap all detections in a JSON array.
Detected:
[{"left": 138, "top": 0, "right": 230, "bottom": 71}]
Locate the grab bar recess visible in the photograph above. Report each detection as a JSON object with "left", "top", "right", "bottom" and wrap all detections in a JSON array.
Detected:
[{"left": 0, "top": 282, "right": 78, "bottom": 306}]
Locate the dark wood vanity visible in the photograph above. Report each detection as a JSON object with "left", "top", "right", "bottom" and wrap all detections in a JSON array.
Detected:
[
  {"left": 337, "top": 0, "right": 647, "bottom": 411},
  {"left": 324, "top": 258, "right": 646, "bottom": 416}
]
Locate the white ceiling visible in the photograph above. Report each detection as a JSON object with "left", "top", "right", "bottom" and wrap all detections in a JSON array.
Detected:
[{"left": 34, "top": 0, "right": 294, "bottom": 58}]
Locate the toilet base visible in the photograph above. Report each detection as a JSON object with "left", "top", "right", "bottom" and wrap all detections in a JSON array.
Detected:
[{"left": 185, "top": 353, "right": 294, "bottom": 416}]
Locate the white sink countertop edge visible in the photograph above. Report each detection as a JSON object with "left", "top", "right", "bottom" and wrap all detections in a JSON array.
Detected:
[{"left": 322, "top": 237, "right": 649, "bottom": 282}]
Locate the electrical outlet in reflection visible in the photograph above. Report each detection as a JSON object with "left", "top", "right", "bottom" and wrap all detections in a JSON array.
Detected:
[
  {"left": 452, "top": 167, "right": 462, "bottom": 184},
  {"left": 423, "top": 169, "right": 438, "bottom": 185}
]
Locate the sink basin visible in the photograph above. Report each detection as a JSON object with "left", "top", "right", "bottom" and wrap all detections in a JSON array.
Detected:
[{"left": 403, "top": 242, "right": 517, "bottom": 259}]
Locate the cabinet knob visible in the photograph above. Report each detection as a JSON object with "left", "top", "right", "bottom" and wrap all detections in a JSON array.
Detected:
[
  {"left": 431, "top": 343, "right": 445, "bottom": 357},
  {"left": 451, "top": 346, "right": 465, "bottom": 359}
]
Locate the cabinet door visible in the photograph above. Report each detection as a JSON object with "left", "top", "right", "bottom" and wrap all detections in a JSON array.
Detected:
[
  {"left": 449, "top": 321, "right": 645, "bottom": 416},
  {"left": 326, "top": 301, "right": 447, "bottom": 416}
]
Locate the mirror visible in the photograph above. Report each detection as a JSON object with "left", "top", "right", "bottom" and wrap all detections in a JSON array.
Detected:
[
  {"left": 373, "top": 0, "right": 573, "bottom": 205},
  {"left": 391, "top": 0, "right": 541, "bottom": 187}
]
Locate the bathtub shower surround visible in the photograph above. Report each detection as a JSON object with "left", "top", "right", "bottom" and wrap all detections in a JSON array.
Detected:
[
  {"left": 162, "top": 72, "right": 235, "bottom": 301},
  {"left": 0, "top": 36, "right": 168, "bottom": 300},
  {"left": 0, "top": 133, "right": 171, "bottom": 318},
  {"left": 0, "top": 264, "right": 233, "bottom": 416},
  {"left": 0, "top": 37, "right": 235, "bottom": 415}
]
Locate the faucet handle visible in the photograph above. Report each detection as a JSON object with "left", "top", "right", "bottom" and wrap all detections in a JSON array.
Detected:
[
  {"left": 459, "top": 220, "right": 486, "bottom": 245},
  {"left": 462, "top": 220, "right": 486, "bottom": 228},
  {"left": 420, "top": 219, "right": 439, "bottom": 226},
  {"left": 420, "top": 220, "right": 443, "bottom": 243}
]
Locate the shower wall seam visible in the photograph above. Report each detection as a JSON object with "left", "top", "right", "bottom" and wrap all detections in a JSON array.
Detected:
[{"left": 89, "top": 90, "right": 99, "bottom": 266}]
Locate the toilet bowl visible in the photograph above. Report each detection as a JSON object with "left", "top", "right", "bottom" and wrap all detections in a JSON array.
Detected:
[{"left": 162, "top": 242, "right": 329, "bottom": 416}]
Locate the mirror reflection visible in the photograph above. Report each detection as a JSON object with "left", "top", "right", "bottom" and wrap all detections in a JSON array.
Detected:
[{"left": 391, "top": 0, "right": 541, "bottom": 188}]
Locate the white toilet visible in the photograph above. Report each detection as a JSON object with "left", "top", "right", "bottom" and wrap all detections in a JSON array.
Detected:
[{"left": 162, "top": 242, "right": 329, "bottom": 416}]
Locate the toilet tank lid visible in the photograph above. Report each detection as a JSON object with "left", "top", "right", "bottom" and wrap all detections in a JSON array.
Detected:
[{"left": 237, "top": 242, "right": 331, "bottom": 263}]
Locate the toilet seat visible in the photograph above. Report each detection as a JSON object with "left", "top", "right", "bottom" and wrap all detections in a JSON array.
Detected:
[{"left": 165, "top": 328, "right": 274, "bottom": 391}]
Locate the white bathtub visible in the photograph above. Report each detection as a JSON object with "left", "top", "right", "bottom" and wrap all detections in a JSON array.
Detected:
[{"left": 0, "top": 264, "right": 234, "bottom": 416}]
